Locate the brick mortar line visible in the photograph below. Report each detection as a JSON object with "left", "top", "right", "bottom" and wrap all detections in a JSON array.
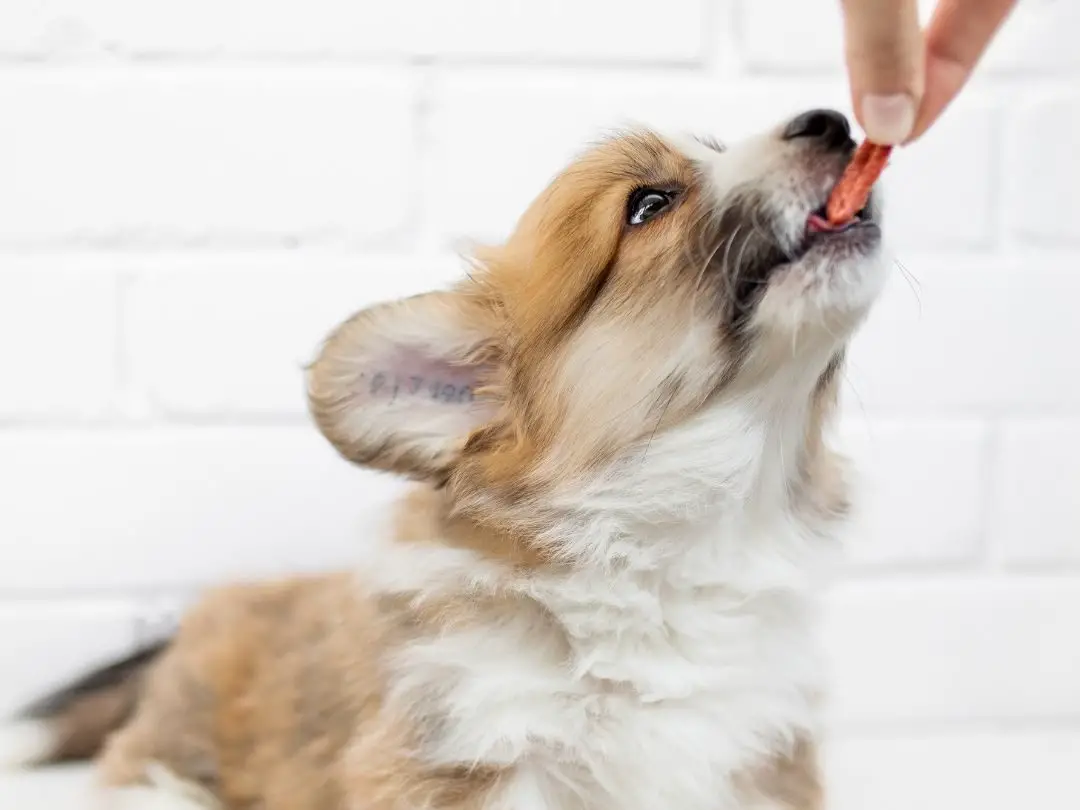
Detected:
[
  {"left": 981, "top": 419, "right": 1009, "bottom": 572},
  {"left": 826, "top": 716, "right": 1080, "bottom": 739},
  {"left": 0, "top": 54, "right": 710, "bottom": 72},
  {"left": 0, "top": 420, "right": 1075, "bottom": 433},
  {"left": 0, "top": 61, "right": 1071, "bottom": 89}
]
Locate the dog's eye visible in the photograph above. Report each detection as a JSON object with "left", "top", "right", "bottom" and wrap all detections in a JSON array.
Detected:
[{"left": 627, "top": 189, "right": 674, "bottom": 226}]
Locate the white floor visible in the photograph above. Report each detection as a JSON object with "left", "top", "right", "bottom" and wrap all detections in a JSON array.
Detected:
[
  {"left": 0, "top": 765, "right": 98, "bottom": 807},
  {"left": 4, "top": 733, "right": 1080, "bottom": 810}
]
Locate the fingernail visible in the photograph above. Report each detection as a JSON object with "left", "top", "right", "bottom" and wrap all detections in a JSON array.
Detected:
[{"left": 861, "top": 93, "right": 916, "bottom": 145}]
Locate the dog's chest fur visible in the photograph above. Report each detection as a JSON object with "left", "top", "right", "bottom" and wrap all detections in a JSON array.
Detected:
[{"left": 384, "top": 511, "right": 828, "bottom": 810}]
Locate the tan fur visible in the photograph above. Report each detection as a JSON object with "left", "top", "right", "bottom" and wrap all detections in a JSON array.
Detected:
[
  {"left": 18, "top": 122, "right": 876, "bottom": 809},
  {"left": 454, "top": 135, "right": 728, "bottom": 520},
  {"left": 92, "top": 530, "right": 821, "bottom": 810},
  {"left": 47, "top": 679, "right": 143, "bottom": 763},
  {"left": 734, "top": 738, "right": 824, "bottom": 810},
  {"left": 94, "top": 533, "right": 562, "bottom": 807},
  {"left": 394, "top": 486, "right": 556, "bottom": 570},
  {"left": 97, "top": 575, "right": 381, "bottom": 802}
]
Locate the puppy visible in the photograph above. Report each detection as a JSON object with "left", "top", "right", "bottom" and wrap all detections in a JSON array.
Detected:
[{"left": 2, "top": 108, "right": 887, "bottom": 810}]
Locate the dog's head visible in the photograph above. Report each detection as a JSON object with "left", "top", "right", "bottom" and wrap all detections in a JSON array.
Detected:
[{"left": 308, "top": 109, "right": 887, "bottom": 546}]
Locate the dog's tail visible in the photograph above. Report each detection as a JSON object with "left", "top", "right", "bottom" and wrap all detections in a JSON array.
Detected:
[{"left": 0, "top": 640, "right": 170, "bottom": 768}]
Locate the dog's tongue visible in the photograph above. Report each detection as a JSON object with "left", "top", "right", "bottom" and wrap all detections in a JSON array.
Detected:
[{"left": 807, "top": 212, "right": 855, "bottom": 233}]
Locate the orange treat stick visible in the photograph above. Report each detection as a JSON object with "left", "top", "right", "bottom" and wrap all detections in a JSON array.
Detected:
[{"left": 826, "top": 141, "right": 892, "bottom": 225}]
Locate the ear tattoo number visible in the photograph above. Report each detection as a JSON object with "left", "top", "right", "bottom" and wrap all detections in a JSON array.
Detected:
[{"left": 364, "top": 370, "right": 474, "bottom": 404}]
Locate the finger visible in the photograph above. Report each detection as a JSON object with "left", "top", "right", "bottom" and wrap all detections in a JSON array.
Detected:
[
  {"left": 840, "top": 0, "right": 924, "bottom": 144},
  {"left": 906, "top": 0, "right": 1020, "bottom": 142}
]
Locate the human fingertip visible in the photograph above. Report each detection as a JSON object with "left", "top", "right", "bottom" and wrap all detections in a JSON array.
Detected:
[{"left": 860, "top": 93, "right": 916, "bottom": 145}]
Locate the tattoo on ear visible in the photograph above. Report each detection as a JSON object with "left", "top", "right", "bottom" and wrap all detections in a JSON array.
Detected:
[{"left": 360, "top": 369, "right": 475, "bottom": 404}]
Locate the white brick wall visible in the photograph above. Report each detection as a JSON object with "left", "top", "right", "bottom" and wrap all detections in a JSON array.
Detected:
[
  {"left": 1, "top": 2, "right": 1078, "bottom": 808},
  {"left": 0, "top": 69, "right": 418, "bottom": 246}
]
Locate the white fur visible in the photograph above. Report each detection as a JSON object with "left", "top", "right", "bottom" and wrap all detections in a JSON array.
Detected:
[
  {"left": 340, "top": 120, "right": 879, "bottom": 810},
  {"left": 93, "top": 787, "right": 213, "bottom": 810},
  {"left": 360, "top": 383, "right": 845, "bottom": 810},
  {"left": 676, "top": 125, "right": 890, "bottom": 328},
  {"left": 92, "top": 763, "right": 219, "bottom": 809},
  {"left": 339, "top": 122, "right": 887, "bottom": 810},
  {"left": 0, "top": 720, "right": 55, "bottom": 768}
]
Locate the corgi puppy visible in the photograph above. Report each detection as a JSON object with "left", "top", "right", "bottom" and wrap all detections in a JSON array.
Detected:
[{"left": 2, "top": 108, "right": 886, "bottom": 810}]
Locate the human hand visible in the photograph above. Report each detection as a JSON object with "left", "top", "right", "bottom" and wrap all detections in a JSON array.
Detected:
[{"left": 840, "top": 0, "right": 1020, "bottom": 145}]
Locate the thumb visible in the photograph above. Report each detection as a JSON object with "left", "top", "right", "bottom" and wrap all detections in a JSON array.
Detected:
[{"left": 840, "top": 0, "right": 925, "bottom": 144}]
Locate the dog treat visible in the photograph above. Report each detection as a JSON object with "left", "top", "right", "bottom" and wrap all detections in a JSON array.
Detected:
[{"left": 826, "top": 141, "right": 892, "bottom": 225}]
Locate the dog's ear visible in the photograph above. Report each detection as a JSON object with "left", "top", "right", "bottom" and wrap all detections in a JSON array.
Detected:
[{"left": 306, "top": 287, "right": 501, "bottom": 482}]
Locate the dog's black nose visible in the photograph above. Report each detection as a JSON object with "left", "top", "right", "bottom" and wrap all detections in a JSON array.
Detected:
[{"left": 782, "top": 109, "right": 852, "bottom": 147}]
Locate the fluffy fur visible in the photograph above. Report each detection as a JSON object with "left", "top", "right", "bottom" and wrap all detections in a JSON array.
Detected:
[
  {"left": 5, "top": 109, "right": 888, "bottom": 810},
  {"left": 0, "top": 720, "right": 56, "bottom": 768}
]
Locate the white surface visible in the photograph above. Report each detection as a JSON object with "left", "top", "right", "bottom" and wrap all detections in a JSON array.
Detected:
[
  {"left": 0, "top": 767, "right": 97, "bottom": 809},
  {"left": 7, "top": 731, "right": 1080, "bottom": 810},
  {"left": 0, "top": 0, "right": 707, "bottom": 61},
  {"left": 0, "top": 721, "right": 54, "bottom": 769},
  {"left": 0, "top": 71, "right": 416, "bottom": 245},
  {"left": 0, "top": 2, "right": 1078, "bottom": 809}
]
